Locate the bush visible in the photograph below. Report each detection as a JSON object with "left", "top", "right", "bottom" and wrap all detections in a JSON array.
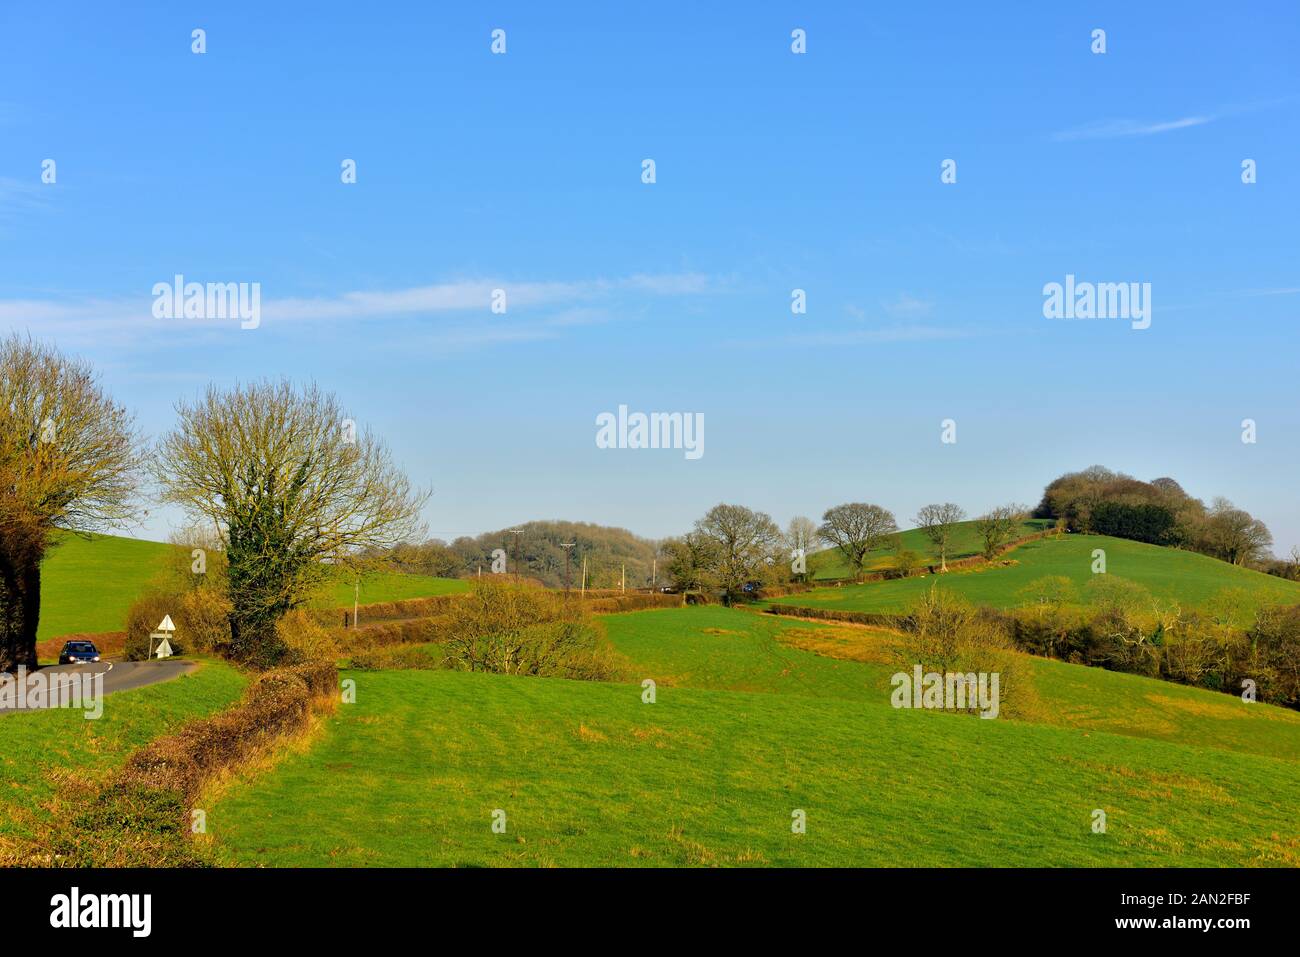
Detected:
[
  {"left": 307, "top": 594, "right": 463, "bottom": 628},
  {"left": 350, "top": 644, "right": 448, "bottom": 670},
  {"left": 275, "top": 609, "right": 338, "bottom": 663},
  {"left": 883, "top": 549, "right": 922, "bottom": 580},
  {"left": 584, "top": 593, "right": 683, "bottom": 612},
  {"left": 1017, "top": 575, "right": 1078, "bottom": 609},
  {"left": 765, "top": 604, "right": 902, "bottom": 628},
  {"left": 335, "top": 616, "right": 442, "bottom": 652},
  {"left": 124, "top": 586, "right": 232, "bottom": 660},
  {"left": 1011, "top": 604, "right": 1088, "bottom": 660},
  {"left": 1245, "top": 605, "right": 1300, "bottom": 708},
  {"left": 440, "top": 579, "right": 617, "bottom": 679},
  {"left": 894, "top": 587, "right": 1031, "bottom": 719},
  {"left": 179, "top": 587, "right": 232, "bottom": 653},
  {"left": 123, "top": 591, "right": 185, "bottom": 660}
]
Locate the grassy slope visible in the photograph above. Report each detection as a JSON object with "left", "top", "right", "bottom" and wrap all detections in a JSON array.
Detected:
[
  {"left": 0, "top": 659, "right": 246, "bottom": 844},
  {"left": 318, "top": 573, "right": 468, "bottom": 608},
  {"left": 809, "top": 519, "right": 1050, "bottom": 579},
  {"left": 38, "top": 532, "right": 465, "bottom": 642},
  {"left": 38, "top": 533, "right": 171, "bottom": 641},
  {"left": 205, "top": 607, "right": 1300, "bottom": 867},
  {"left": 781, "top": 533, "right": 1300, "bottom": 612}
]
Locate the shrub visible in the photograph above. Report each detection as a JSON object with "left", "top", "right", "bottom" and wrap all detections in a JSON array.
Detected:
[
  {"left": 1011, "top": 604, "right": 1087, "bottom": 660},
  {"left": 123, "top": 590, "right": 185, "bottom": 660},
  {"left": 307, "top": 594, "right": 463, "bottom": 628},
  {"left": 1245, "top": 605, "right": 1300, "bottom": 708},
  {"left": 440, "top": 578, "right": 616, "bottom": 679},
  {"left": 1017, "top": 575, "right": 1078, "bottom": 609},
  {"left": 765, "top": 604, "right": 902, "bottom": 628},
  {"left": 275, "top": 609, "right": 338, "bottom": 662},
  {"left": 350, "top": 643, "right": 448, "bottom": 670},
  {"left": 893, "top": 587, "right": 1030, "bottom": 719},
  {"left": 124, "top": 586, "right": 232, "bottom": 660},
  {"left": 1084, "top": 575, "right": 1150, "bottom": 615},
  {"left": 1086, "top": 605, "right": 1161, "bottom": 677},
  {"left": 584, "top": 593, "right": 683, "bottom": 612},
  {"left": 179, "top": 586, "right": 232, "bottom": 653},
  {"left": 883, "top": 549, "right": 922, "bottom": 580},
  {"left": 335, "top": 616, "right": 442, "bottom": 652}
]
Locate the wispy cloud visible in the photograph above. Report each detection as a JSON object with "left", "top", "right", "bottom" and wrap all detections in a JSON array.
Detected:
[
  {"left": 731, "top": 325, "right": 975, "bottom": 349},
  {"left": 881, "top": 293, "right": 934, "bottom": 317},
  {"left": 1240, "top": 286, "right": 1300, "bottom": 297},
  {"left": 0, "top": 176, "right": 48, "bottom": 222},
  {"left": 0, "top": 272, "right": 716, "bottom": 349},
  {"left": 268, "top": 274, "right": 711, "bottom": 322},
  {"left": 1052, "top": 115, "right": 1214, "bottom": 142}
]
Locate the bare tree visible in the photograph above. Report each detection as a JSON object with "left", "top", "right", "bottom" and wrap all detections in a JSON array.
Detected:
[
  {"left": 974, "top": 504, "right": 1028, "bottom": 560},
  {"left": 914, "top": 503, "right": 966, "bottom": 572},
  {"left": 0, "top": 336, "right": 141, "bottom": 671},
  {"left": 153, "top": 380, "right": 428, "bottom": 666},
  {"left": 694, "top": 504, "right": 783, "bottom": 603},
  {"left": 1202, "top": 497, "right": 1273, "bottom": 567},
  {"left": 817, "top": 503, "right": 898, "bottom": 581}
]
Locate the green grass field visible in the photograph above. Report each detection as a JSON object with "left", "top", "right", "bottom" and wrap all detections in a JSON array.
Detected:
[
  {"left": 37, "top": 532, "right": 465, "bottom": 642},
  {"left": 0, "top": 660, "right": 246, "bottom": 846},
  {"left": 203, "top": 606, "right": 1300, "bottom": 867},
  {"left": 38, "top": 533, "right": 172, "bottom": 641},
  {"left": 781, "top": 533, "right": 1300, "bottom": 613},
  {"left": 603, "top": 606, "right": 1300, "bottom": 763},
  {"left": 809, "top": 518, "right": 1050, "bottom": 579},
  {"left": 318, "top": 572, "right": 468, "bottom": 607}
]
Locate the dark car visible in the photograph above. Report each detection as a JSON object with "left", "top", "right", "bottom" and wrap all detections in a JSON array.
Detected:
[{"left": 58, "top": 640, "right": 101, "bottom": 665}]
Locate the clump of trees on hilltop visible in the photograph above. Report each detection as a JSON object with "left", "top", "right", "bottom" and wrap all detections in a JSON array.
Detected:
[
  {"left": 363, "top": 522, "right": 662, "bottom": 590},
  {"left": 1034, "top": 466, "right": 1274, "bottom": 568}
]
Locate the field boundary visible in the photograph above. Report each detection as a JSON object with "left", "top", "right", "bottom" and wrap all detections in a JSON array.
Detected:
[{"left": 10, "top": 661, "right": 338, "bottom": 867}]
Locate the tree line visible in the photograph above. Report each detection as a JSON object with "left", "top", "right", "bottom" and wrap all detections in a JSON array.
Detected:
[{"left": 658, "top": 500, "right": 1032, "bottom": 603}]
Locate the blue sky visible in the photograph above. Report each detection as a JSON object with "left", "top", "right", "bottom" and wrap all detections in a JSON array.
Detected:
[{"left": 1, "top": 1, "right": 1297, "bottom": 551}]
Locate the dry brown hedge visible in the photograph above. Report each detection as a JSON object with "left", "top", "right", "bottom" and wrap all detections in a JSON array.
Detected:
[
  {"left": 309, "top": 594, "right": 464, "bottom": 627},
  {"left": 29, "top": 661, "right": 338, "bottom": 867},
  {"left": 583, "top": 593, "right": 685, "bottom": 613},
  {"left": 333, "top": 616, "right": 443, "bottom": 651},
  {"left": 765, "top": 604, "right": 905, "bottom": 629}
]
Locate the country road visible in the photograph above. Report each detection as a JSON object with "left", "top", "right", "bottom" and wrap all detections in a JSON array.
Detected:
[{"left": 0, "top": 659, "right": 196, "bottom": 714}]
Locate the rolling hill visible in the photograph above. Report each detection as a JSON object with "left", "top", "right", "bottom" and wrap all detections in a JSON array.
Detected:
[
  {"left": 808, "top": 518, "right": 1051, "bottom": 579},
  {"left": 783, "top": 532, "right": 1300, "bottom": 613},
  {"left": 35, "top": 532, "right": 466, "bottom": 643}
]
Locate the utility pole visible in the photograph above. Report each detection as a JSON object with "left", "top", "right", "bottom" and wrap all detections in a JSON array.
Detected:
[
  {"left": 652, "top": 557, "right": 657, "bottom": 590},
  {"left": 560, "top": 542, "right": 576, "bottom": 597},
  {"left": 581, "top": 556, "right": 587, "bottom": 597},
  {"left": 621, "top": 563, "right": 626, "bottom": 593},
  {"left": 509, "top": 528, "right": 523, "bottom": 583},
  {"left": 354, "top": 579, "right": 359, "bottom": 630}
]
